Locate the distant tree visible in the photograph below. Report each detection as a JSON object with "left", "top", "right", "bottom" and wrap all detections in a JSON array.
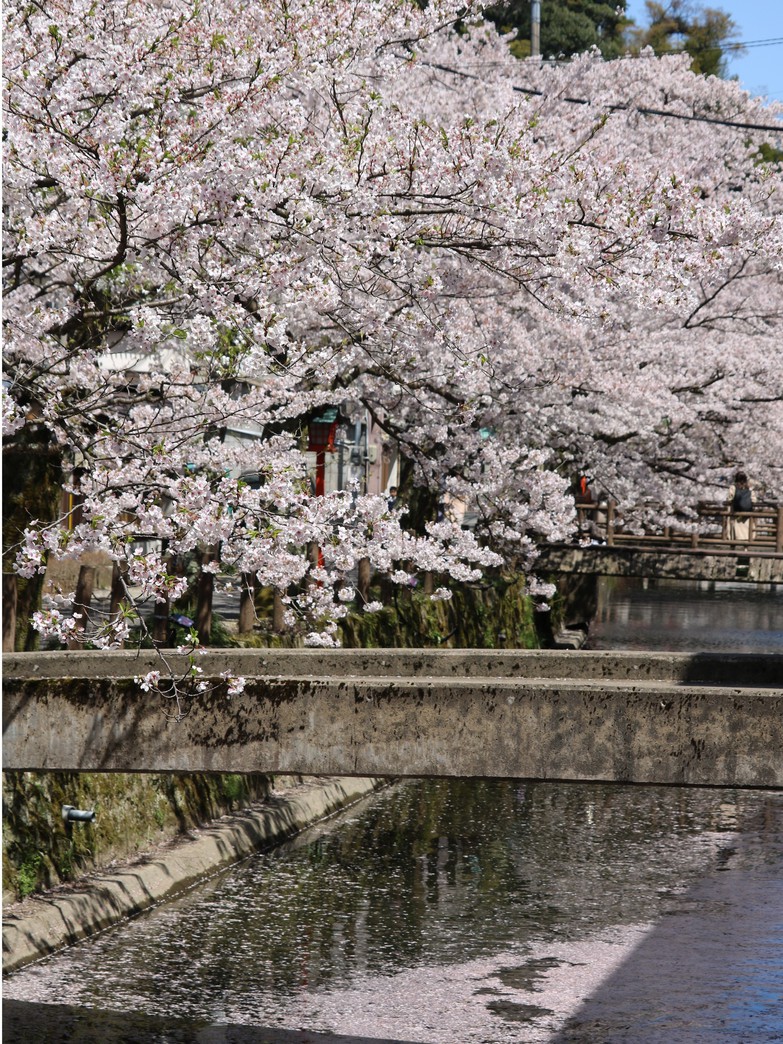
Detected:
[
  {"left": 631, "top": 1, "right": 742, "bottom": 77},
  {"left": 486, "top": 0, "right": 741, "bottom": 78},
  {"left": 485, "top": 0, "right": 631, "bottom": 60}
]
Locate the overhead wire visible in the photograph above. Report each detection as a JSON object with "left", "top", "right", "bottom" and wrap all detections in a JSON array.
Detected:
[
  {"left": 716, "top": 38, "right": 783, "bottom": 51},
  {"left": 419, "top": 59, "right": 783, "bottom": 136}
]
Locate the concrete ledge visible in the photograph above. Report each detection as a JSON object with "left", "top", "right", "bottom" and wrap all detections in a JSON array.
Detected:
[
  {"left": 5, "top": 648, "right": 783, "bottom": 685},
  {"left": 2, "top": 776, "right": 384, "bottom": 974},
  {"left": 4, "top": 651, "right": 782, "bottom": 788},
  {"left": 4, "top": 672, "right": 782, "bottom": 786}
]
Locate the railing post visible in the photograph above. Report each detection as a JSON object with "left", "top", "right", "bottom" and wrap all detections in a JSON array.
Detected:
[{"left": 777, "top": 507, "right": 783, "bottom": 554}]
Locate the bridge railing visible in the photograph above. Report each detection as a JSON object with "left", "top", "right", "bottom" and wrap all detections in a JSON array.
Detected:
[{"left": 575, "top": 500, "right": 783, "bottom": 553}]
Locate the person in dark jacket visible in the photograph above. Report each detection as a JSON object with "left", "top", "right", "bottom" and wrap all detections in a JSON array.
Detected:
[{"left": 728, "top": 470, "right": 753, "bottom": 543}]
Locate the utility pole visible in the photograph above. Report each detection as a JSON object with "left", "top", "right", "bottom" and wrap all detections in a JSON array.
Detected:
[{"left": 531, "top": 0, "right": 541, "bottom": 57}]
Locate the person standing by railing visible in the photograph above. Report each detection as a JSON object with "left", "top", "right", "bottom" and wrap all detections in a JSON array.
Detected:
[
  {"left": 727, "top": 470, "right": 754, "bottom": 544},
  {"left": 571, "top": 472, "right": 596, "bottom": 529}
]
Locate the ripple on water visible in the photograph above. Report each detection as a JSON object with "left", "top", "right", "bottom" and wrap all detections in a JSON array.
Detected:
[{"left": 5, "top": 780, "right": 783, "bottom": 1042}]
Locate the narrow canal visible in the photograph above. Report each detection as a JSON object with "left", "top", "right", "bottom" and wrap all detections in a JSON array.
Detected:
[
  {"left": 586, "top": 576, "right": 783, "bottom": 654},
  {"left": 4, "top": 580, "right": 783, "bottom": 1043}
]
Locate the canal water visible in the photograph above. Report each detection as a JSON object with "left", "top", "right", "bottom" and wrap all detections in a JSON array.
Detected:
[
  {"left": 586, "top": 577, "right": 783, "bottom": 654},
  {"left": 4, "top": 580, "right": 783, "bottom": 1043}
]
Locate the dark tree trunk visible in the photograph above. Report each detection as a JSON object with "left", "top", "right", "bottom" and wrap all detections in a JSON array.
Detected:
[
  {"left": 306, "top": 540, "right": 320, "bottom": 576},
  {"left": 396, "top": 457, "right": 440, "bottom": 536},
  {"left": 109, "top": 560, "right": 129, "bottom": 648},
  {"left": 273, "top": 588, "right": 285, "bottom": 632},
  {"left": 109, "top": 560, "right": 128, "bottom": 615},
  {"left": 195, "top": 549, "right": 215, "bottom": 645},
  {"left": 357, "top": 557, "right": 371, "bottom": 604},
  {"left": 238, "top": 572, "right": 257, "bottom": 634},
  {"left": 3, "top": 424, "right": 64, "bottom": 650},
  {"left": 151, "top": 549, "right": 174, "bottom": 646},
  {"left": 67, "top": 565, "right": 95, "bottom": 648},
  {"left": 151, "top": 594, "right": 170, "bottom": 646},
  {"left": 3, "top": 574, "right": 18, "bottom": 652}
]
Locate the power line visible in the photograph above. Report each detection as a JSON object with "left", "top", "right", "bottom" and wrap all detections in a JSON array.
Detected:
[
  {"left": 422, "top": 60, "right": 783, "bottom": 135},
  {"left": 512, "top": 85, "right": 783, "bottom": 134},
  {"left": 728, "top": 38, "right": 783, "bottom": 50}
]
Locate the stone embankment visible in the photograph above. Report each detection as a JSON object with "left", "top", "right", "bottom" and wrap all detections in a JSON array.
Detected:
[{"left": 3, "top": 776, "right": 385, "bottom": 974}]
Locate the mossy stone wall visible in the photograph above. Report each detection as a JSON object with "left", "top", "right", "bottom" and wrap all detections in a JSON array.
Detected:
[
  {"left": 339, "top": 574, "right": 541, "bottom": 649},
  {"left": 2, "top": 770, "right": 272, "bottom": 904}
]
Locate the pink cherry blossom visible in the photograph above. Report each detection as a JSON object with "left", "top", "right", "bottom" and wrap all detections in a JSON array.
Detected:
[{"left": 3, "top": 0, "right": 781, "bottom": 666}]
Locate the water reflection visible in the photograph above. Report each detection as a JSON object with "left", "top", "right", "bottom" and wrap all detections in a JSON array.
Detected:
[
  {"left": 6, "top": 780, "right": 782, "bottom": 1043},
  {"left": 6, "top": 581, "right": 783, "bottom": 1042},
  {"left": 587, "top": 578, "right": 783, "bottom": 653}
]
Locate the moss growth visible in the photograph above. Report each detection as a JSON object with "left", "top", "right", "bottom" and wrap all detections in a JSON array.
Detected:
[
  {"left": 228, "top": 571, "right": 542, "bottom": 650},
  {"left": 219, "top": 774, "right": 248, "bottom": 804},
  {"left": 338, "top": 572, "right": 540, "bottom": 650},
  {"left": 16, "top": 851, "right": 43, "bottom": 899},
  {"left": 2, "top": 770, "right": 272, "bottom": 903}
]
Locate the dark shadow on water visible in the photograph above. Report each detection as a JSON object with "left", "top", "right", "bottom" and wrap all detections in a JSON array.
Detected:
[{"left": 2, "top": 1000, "right": 425, "bottom": 1044}]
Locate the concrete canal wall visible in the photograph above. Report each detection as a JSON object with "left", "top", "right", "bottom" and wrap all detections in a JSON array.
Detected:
[
  {"left": 2, "top": 769, "right": 274, "bottom": 905},
  {"left": 536, "top": 544, "right": 783, "bottom": 583},
  {"left": 4, "top": 650, "right": 782, "bottom": 788},
  {"left": 3, "top": 776, "right": 385, "bottom": 974}
]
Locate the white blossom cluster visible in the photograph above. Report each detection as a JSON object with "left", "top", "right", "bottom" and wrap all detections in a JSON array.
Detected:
[{"left": 3, "top": 0, "right": 782, "bottom": 663}]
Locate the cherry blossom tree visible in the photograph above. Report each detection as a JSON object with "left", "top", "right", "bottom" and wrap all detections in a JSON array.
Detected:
[
  {"left": 3, "top": 0, "right": 782, "bottom": 660},
  {"left": 483, "top": 50, "right": 783, "bottom": 527}
]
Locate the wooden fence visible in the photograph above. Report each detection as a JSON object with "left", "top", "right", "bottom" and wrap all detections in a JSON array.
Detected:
[{"left": 576, "top": 500, "right": 783, "bottom": 554}]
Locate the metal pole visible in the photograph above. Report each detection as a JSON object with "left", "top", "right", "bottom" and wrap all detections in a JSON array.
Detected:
[
  {"left": 531, "top": 0, "right": 541, "bottom": 57},
  {"left": 363, "top": 412, "right": 370, "bottom": 494}
]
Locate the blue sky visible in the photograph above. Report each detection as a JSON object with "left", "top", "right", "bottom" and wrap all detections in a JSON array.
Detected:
[{"left": 626, "top": 0, "right": 783, "bottom": 102}]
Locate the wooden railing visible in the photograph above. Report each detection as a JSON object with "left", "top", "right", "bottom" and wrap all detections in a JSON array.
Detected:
[{"left": 575, "top": 500, "right": 783, "bottom": 554}]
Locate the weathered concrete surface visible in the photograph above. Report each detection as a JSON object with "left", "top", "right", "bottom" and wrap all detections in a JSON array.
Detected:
[
  {"left": 4, "top": 647, "right": 783, "bottom": 684},
  {"left": 536, "top": 543, "right": 783, "bottom": 583},
  {"left": 4, "top": 651, "right": 782, "bottom": 787},
  {"left": 2, "top": 776, "right": 384, "bottom": 974}
]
